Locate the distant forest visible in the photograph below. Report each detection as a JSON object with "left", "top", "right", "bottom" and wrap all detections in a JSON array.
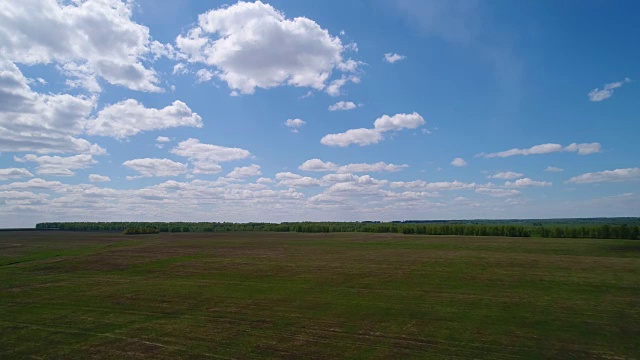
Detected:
[{"left": 36, "top": 218, "right": 640, "bottom": 240}]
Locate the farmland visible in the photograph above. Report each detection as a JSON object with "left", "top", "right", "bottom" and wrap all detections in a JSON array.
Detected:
[{"left": 1, "top": 231, "right": 639, "bottom": 359}]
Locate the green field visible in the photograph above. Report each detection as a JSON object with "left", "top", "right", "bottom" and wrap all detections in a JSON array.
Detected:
[{"left": 1, "top": 231, "right": 639, "bottom": 359}]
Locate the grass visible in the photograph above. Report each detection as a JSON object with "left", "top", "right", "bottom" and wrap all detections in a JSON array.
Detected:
[{"left": 0, "top": 231, "right": 639, "bottom": 359}]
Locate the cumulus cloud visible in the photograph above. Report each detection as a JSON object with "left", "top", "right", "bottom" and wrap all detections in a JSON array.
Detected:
[
  {"left": 86, "top": 100, "right": 203, "bottom": 139},
  {"left": 475, "top": 188, "right": 521, "bottom": 197},
  {"left": 0, "top": 190, "right": 48, "bottom": 200},
  {"left": 227, "top": 165, "right": 262, "bottom": 179},
  {"left": 0, "top": 60, "right": 104, "bottom": 154},
  {"left": 321, "top": 112, "right": 425, "bottom": 147},
  {"left": 488, "top": 171, "right": 523, "bottom": 179},
  {"left": 320, "top": 128, "right": 383, "bottom": 147},
  {"left": 284, "top": 119, "right": 306, "bottom": 133},
  {"left": 155, "top": 136, "right": 172, "bottom": 149},
  {"left": 14, "top": 154, "right": 96, "bottom": 176},
  {"left": 195, "top": 69, "right": 216, "bottom": 83},
  {"left": 337, "top": 162, "right": 408, "bottom": 173},
  {"left": 384, "top": 53, "right": 406, "bottom": 63},
  {"left": 299, "top": 159, "right": 339, "bottom": 172},
  {"left": 477, "top": 142, "right": 601, "bottom": 158},
  {"left": 171, "top": 138, "right": 251, "bottom": 175},
  {"left": 172, "top": 63, "right": 189, "bottom": 75},
  {"left": 588, "top": 78, "right": 631, "bottom": 102},
  {"left": 324, "top": 174, "right": 388, "bottom": 194},
  {"left": 176, "top": 1, "right": 360, "bottom": 94},
  {"left": 390, "top": 180, "right": 475, "bottom": 191},
  {"left": 504, "top": 178, "right": 552, "bottom": 188},
  {"left": 171, "top": 138, "right": 251, "bottom": 163},
  {"left": 567, "top": 168, "right": 640, "bottom": 184},
  {"left": 0, "top": 178, "right": 65, "bottom": 191},
  {"left": 123, "top": 158, "right": 188, "bottom": 178},
  {"left": 325, "top": 75, "right": 360, "bottom": 96},
  {"left": 563, "top": 143, "right": 602, "bottom": 155},
  {"left": 328, "top": 101, "right": 358, "bottom": 111},
  {"left": 0, "top": 0, "right": 168, "bottom": 92},
  {"left": 300, "top": 160, "right": 407, "bottom": 174},
  {"left": 0, "top": 168, "right": 34, "bottom": 181},
  {"left": 451, "top": 158, "right": 467, "bottom": 167},
  {"left": 89, "top": 174, "right": 111, "bottom": 183},
  {"left": 275, "top": 172, "right": 324, "bottom": 188},
  {"left": 373, "top": 112, "right": 425, "bottom": 132},
  {"left": 192, "top": 163, "right": 222, "bottom": 175}
]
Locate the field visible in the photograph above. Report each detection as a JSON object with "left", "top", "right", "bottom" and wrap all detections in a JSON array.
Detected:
[{"left": 1, "top": 232, "right": 639, "bottom": 359}]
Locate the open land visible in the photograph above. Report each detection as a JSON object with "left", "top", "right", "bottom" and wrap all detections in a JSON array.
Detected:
[{"left": 1, "top": 231, "right": 639, "bottom": 359}]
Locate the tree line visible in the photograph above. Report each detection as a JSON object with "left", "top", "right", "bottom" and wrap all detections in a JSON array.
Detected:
[
  {"left": 538, "top": 224, "right": 639, "bottom": 240},
  {"left": 122, "top": 226, "right": 160, "bottom": 235},
  {"left": 35, "top": 222, "right": 639, "bottom": 240}
]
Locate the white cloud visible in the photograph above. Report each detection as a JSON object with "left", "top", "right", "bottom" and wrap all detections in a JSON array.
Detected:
[
  {"left": 227, "top": 165, "right": 262, "bottom": 179},
  {"left": 390, "top": 180, "right": 475, "bottom": 191},
  {"left": 321, "top": 173, "right": 360, "bottom": 183},
  {"left": 89, "top": 174, "right": 111, "bottom": 183},
  {"left": 86, "top": 100, "right": 203, "bottom": 139},
  {"left": 156, "top": 136, "right": 172, "bottom": 143},
  {"left": 171, "top": 138, "right": 251, "bottom": 163},
  {"left": 336, "top": 58, "right": 362, "bottom": 72},
  {"left": 284, "top": 119, "right": 306, "bottom": 132},
  {"left": 170, "top": 138, "right": 251, "bottom": 175},
  {"left": 337, "top": 162, "right": 408, "bottom": 173},
  {"left": 324, "top": 174, "right": 388, "bottom": 194},
  {"left": 0, "top": 190, "right": 48, "bottom": 200},
  {"left": 176, "top": 1, "right": 359, "bottom": 94},
  {"left": 489, "top": 171, "right": 524, "bottom": 179},
  {"left": 256, "top": 177, "right": 273, "bottom": 184},
  {"left": 545, "top": 166, "right": 564, "bottom": 172},
  {"left": 0, "top": 0, "right": 167, "bottom": 92},
  {"left": 451, "top": 158, "right": 467, "bottom": 167},
  {"left": 275, "top": 172, "right": 323, "bottom": 188},
  {"left": 0, "top": 178, "right": 65, "bottom": 191},
  {"left": 15, "top": 154, "right": 96, "bottom": 176},
  {"left": 478, "top": 142, "right": 601, "bottom": 158},
  {"left": 279, "top": 177, "right": 324, "bottom": 188},
  {"left": 0, "top": 168, "right": 34, "bottom": 181},
  {"left": 196, "top": 69, "right": 215, "bottom": 83},
  {"left": 373, "top": 112, "right": 425, "bottom": 131},
  {"left": 299, "top": 159, "right": 407, "bottom": 174},
  {"left": 192, "top": 163, "right": 222, "bottom": 175},
  {"left": 567, "top": 168, "right": 640, "bottom": 184},
  {"left": 321, "top": 128, "right": 383, "bottom": 147},
  {"left": 475, "top": 188, "right": 521, "bottom": 197},
  {"left": 325, "top": 75, "right": 360, "bottom": 96},
  {"left": 0, "top": 60, "right": 104, "bottom": 154},
  {"left": 321, "top": 112, "right": 425, "bottom": 147},
  {"left": 275, "top": 172, "right": 303, "bottom": 180},
  {"left": 328, "top": 101, "right": 358, "bottom": 111},
  {"left": 123, "top": 158, "right": 188, "bottom": 178},
  {"left": 384, "top": 53, "right": 406, "bottom": 63},
  {"left": 588, "top": 78, "right": 631, "bottom": 102},
  {"left": 172, "top": 63, "right": 189, "bottom": 75},
  {"left": 504, "top": 178, "right": 552, "bottom": 188},
  {"left": 299, "top": 159, "right": 339, "bottom": 172},
  {"left": 564, "top": 143, "right": 602, "bottom": 155}
]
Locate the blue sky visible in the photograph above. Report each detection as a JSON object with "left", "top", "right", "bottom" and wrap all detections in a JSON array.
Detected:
[{"left": 0, "top": 0, "right": 638, "bottom": 227}]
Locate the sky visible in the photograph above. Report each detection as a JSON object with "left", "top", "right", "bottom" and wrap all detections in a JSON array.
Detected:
[{"left": 0, "top": 0, "right": 639, "bottom": 227}]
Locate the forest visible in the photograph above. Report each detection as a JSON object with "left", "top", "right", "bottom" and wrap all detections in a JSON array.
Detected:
[{"left": 35, "top": 220, "right": 640, "bottom": 240}]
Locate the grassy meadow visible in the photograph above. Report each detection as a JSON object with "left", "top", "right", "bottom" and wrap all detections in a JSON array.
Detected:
[{"left": 0, "top": 231, "right": 639, "bottom": 359}]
